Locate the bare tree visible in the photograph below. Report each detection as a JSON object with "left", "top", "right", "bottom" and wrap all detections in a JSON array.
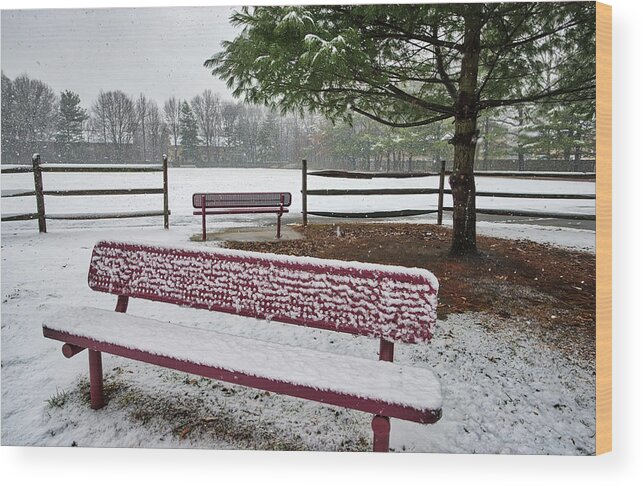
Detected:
[
  {"left": 163, "top": 97, "right": 181, "bottom": 162},
  {"left": 191, "top": 89, "right": 221, "bottom": 163},
  {"left": 145, "top": 101, "right": 168, "bottom": 161},
  {"left": 91, "top": 90, "right": 138, "bottom": 162},
  {"left": 221, "top": 101, "right": 241, "bottom": 149},
  {"left": 136, "top": 93, "right": 149, "bottom": 160},
  {"left": 83, "top": 117, "right": 99, "bottom": 143},
  {"left": 91, "top": 92, "right": 109, "bottom": 145},
  {"left": 1, "top": 73, "right": 17, "bottom": 158},
  {"left": 236, "top": 105, "right": 263, "bottom": 165},
  {"left": 10, "top": 74, "right": 58, "bottom": 143}
]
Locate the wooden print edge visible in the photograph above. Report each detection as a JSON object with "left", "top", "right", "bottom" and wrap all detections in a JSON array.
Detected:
[{"left": 595, "top": 1, "right": 612, "bottom": 455}]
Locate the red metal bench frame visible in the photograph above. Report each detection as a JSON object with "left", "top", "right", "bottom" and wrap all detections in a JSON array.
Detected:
[
  {"left": 43, "top": 241, "right": 440, "bottom": 452},
  {"left": 192, "top": 192, "right": 292, "bottom": 240}
]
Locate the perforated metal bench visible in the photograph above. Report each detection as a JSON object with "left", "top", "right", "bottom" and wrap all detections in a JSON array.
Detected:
[
  {"left": 192, "top": 192, "right": 292, "bottom": 240},
  {"left": 43, "top": 241, "right": 442, "bottom": 452}
]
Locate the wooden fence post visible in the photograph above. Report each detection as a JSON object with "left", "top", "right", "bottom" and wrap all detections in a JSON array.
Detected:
[
  {"left": 437, "top": 159, "right": 446, "bottom": 225},
  {"left": 162, "top": 154, "right": 169, "bottom": 229},
  {"left": 301, "top": 159, "right": 308, "bottom": 226},
  {"left": 32, "top": 153, "right": 47, "bottom": 233}
]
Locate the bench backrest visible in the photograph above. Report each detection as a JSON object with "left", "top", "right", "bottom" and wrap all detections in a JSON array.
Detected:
[
  {"left": 87, "top": 241, "right": 438, "bottom": 344},
  {"left": 192, "top": 192, "right": 292, "bottom": 209}
]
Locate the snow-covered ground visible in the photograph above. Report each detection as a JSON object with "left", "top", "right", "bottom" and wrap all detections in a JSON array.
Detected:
[
  {"left": 1, "top": 168, "right": 595, "bottom": 454},
  {"left": 0, "top": 167, "right": 596, "bottom": 221},
  {"left": 1, "top": 167, "right": 597, "bottom": 251}
]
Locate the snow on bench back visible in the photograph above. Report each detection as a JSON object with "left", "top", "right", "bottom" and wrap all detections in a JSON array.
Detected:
[
  {"left": 192, "top": 192, "right": 292, "bottom": 209},
  {"left": 88, "top": 241, "right": 439, "bottom": 344}
]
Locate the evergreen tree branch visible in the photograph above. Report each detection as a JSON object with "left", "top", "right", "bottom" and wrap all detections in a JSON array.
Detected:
[
  {"left": 351, "top": 105, "right": 452, "bottom": 127},
  {"left": 479, "top": 81, "right": 595, "bottom": 109}
]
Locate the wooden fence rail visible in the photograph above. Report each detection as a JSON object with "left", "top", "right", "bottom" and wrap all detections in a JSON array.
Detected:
[
  {"left": 301, "top": 160, "right": 596, "bottom": 224},
  {"left": 307, "top": 169, "right": 596, "bottom": 180},
  {"left": 305, "top": 188, "right": 595, "bottom": 199},
  {"left": 1, "top": 154, "right": 170, "bottom": 232}
]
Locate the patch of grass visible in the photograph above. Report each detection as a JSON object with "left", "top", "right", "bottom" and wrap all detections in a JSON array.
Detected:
[
  {"left": 46, "top": 388, "right": 70, "bottom": 408},
  {"left": 49, "top": 371, "right": 371, "bottom": 451},
  {"left": 66, "top": 371, "right": 308, "bottom": 449},
  {"left": 113, "top": 385, "right": 308, "bottom": 450}
]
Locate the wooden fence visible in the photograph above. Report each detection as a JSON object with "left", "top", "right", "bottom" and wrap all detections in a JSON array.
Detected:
[
  {"left": 1, "top": 154, "right": 170, "bottom": 232},
  {"left": 301, "top": 159, "right": 596, "bottom": 224}
]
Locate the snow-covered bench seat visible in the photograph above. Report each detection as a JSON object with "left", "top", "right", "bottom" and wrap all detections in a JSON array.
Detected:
[
  {"left": 42, "top": 241, "right": 441, "bottom": 452},
  {"left": 193, "top": 192, "right": 291, "bottom": 240}
]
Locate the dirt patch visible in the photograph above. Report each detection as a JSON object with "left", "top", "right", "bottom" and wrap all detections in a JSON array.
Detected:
[{"left": 224, "top": 223, "right": 595, "bottom": 357}]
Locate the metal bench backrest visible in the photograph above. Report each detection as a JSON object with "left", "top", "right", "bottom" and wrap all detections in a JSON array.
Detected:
[
  {"left": 192, "top": 192, "right": 292, "bottom": 209},
  {"left": 88, "top": 241, "right": 439, "bottom": 345}
]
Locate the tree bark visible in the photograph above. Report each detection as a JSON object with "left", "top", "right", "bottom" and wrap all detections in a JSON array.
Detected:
[
  {"left": 450, "top": 116, "right": 478, "bottom": 255},
  {"left": 449, "top": 6, "right": 483, "bottom": 256}
]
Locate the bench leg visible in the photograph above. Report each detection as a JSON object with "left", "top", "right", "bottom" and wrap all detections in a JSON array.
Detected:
[
  {"left": 88, "top": 350, "right": 105, "bottom": 410},
  {"left": 276, "top": 212, "right": 282, "bottom": 239},
  {"left": 372, "top": 415, "right": 390, "bottom": 452},
  {"left": 202, "top": 212, "right": 207, "bottom": 241}
]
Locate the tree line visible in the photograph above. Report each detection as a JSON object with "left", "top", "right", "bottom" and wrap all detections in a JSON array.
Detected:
[{"left": 1, "top": 71, "right": 594, "bottom": 170}]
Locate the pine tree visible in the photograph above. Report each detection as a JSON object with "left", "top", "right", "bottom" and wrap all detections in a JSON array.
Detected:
[
  {"left": 56, "top": 90, "right": 87, "bottom": 143},
  {"left": 207, "top": 4, "right": 595, "bottom": 255},
  {"left": 179, "top": 101, "right": 200, "bottom": 164}
]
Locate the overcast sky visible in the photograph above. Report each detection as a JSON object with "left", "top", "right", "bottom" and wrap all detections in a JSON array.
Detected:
[{"left": 1, "top": 6, "right": 242, "bottom": 107}]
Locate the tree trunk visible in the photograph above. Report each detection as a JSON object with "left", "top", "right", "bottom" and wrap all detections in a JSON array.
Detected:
[
  {"left": 449, "top": 6, "right": 482, "bottom": 256},
  {"left": 450, "top": 116, "right": 478, "bottom": 256}
]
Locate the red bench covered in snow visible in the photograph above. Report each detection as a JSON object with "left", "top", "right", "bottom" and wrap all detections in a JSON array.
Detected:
[
  {"left": 192, "top": 192, "right": 291, "bottom": 240},
  {"left": 42, "top": 241, "right": 441, "bottom": 452}
]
